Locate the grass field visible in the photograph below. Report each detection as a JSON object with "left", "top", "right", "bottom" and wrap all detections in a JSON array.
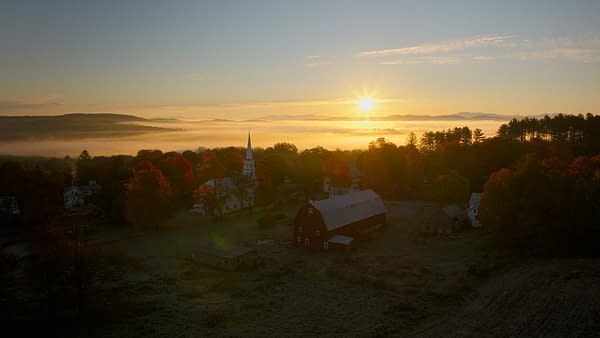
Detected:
[{"left": 79, "top": 201, "right": 600, "bottom": 337}]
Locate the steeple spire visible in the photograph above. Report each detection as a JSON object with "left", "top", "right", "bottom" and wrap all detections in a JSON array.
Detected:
[
  {"left": 243, "top": 132, "right": 256, "bottom": 180},
  {"left": 245, "top": 132, "right": 253, "bottom": 159}
]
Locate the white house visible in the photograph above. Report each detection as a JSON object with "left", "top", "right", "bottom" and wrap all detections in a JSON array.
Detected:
[
  {"left": 466, "top": 192, "right": 482, "bottom": 227},
  {"left": 204, "top": 177, "right": 251, "bottom": 214},
  {"left": 195, "top": 133, "right": 256, "bottom": 215}
]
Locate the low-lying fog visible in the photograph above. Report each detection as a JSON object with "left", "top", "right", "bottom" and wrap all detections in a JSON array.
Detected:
[{"left": 0, "top": 118, "right": 504, "bottom": 157}]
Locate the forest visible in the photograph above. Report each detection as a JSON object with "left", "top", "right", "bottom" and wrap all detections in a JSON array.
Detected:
[
  {"left": 1, "top": 113, "right": 599, "bottom": 250},
  {"left": 1, "top": 113, "right": 599, "bottom": 325}
]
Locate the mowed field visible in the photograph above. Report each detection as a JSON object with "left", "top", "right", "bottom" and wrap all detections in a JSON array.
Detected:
[{"left": 83, "top": 201, "right": 600, "bottom": 337}]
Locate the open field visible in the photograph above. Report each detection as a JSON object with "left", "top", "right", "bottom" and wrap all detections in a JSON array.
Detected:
[{"left": 62, "top": 201, "right": 599, "bottom": 337}]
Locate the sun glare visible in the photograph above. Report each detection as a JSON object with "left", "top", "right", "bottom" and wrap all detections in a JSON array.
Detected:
[{"left": 356, "top": 97, "right": 374, "bottom": 112}]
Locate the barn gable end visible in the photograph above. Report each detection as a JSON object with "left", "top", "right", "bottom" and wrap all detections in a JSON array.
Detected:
[{"left": 293, "top": 189, "right": 386, "bottom": 250}]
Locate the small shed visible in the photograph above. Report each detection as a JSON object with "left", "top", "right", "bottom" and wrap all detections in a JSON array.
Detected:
[
  {"left": 422, "top": 204, "right": 468, "bottom": 234},
  {"left": 327, "top": 234, "right": 354, "bottom": 251},
  {"left": 293, "top": 189, "right": 386, "bottom": 250},
  {"left": 192, "top": 245, "right": 257, "bottom": 270}
]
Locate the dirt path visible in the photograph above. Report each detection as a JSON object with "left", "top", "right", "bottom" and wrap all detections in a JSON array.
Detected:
[{"left": 410, "top": 259, "right": 600, "bottom": 337}]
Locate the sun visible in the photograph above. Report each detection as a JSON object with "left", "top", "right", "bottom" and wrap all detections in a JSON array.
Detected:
[{"left": 355, "top": 97, "right": 375, "bottom": 112}]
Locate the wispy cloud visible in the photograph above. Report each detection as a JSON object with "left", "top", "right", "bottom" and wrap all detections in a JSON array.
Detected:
[
  {"left": 380, "top": 56, "right": 462, "bottom": 65},
  {"left": 356, "top": 35, "right": 516, "bottom": 58},
  {"left": 357, "top": 34, "right": 600, "bottom": 65},
  {"left": 514, "top": 36, "right": 600, "bottom": 63}
]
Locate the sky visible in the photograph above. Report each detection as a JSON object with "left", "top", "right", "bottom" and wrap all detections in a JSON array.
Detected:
[{"left": 1, "top": 0, "right": 600, "bottom": 119}]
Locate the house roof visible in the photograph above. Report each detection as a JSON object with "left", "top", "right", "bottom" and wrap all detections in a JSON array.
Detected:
[
  {"left": 328, "top": 234, "right": 354, "bottom": 245},
  {"left": 309, "top": 189, "right": 386, "bottom": 231},
  {"left": 64, "top": 181, "right": 102, "bottom": 197}
]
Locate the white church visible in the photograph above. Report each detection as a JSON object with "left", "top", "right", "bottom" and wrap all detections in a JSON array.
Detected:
[{"left": 194, "top": 133, "right": 257, "bottom": 215}]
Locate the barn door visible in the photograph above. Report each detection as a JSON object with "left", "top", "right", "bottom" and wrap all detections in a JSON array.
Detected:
[{"left": 304, "top": 238, "right": 310, "bottom": 248}]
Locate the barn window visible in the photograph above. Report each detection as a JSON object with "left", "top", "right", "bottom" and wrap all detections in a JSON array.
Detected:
[
  {"left": 297, "top": 235, "right": 302, "bottom": 242},
  {"left": 323, "top": 241, "right": 328, "bottom": 250},
  {"left": 315, "top": 230, "right": 320, "bottom": 237},
  {"left": 307, "top": 207, "right": 314, "bottom": 214},
  {"left": 298, "top": 226, "right": 303, "bottom": 233}
]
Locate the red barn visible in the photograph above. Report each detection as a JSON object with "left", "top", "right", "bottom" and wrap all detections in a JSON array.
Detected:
[{"left": 292, "top": 189, "right": 386, "bottom": 250}]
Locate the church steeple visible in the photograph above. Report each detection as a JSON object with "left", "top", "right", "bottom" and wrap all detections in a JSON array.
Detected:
[{"left": 243, "top": 132, "right": 256, "bottom": 180}]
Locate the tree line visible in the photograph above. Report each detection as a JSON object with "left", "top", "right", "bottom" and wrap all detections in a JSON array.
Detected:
[{"left": 0, "top": 113, "right": 598, "bottom": 251}]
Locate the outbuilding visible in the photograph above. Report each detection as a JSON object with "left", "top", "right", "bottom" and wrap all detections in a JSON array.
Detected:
[
  {"left": 292, "top": 189, "right": 386, "bottom": 250},
  {"left": 422, "top": 204, "right": 468, "bottom": 234},
  {"left": 192, "top": 245, "right": 257, "bottom": 270}
]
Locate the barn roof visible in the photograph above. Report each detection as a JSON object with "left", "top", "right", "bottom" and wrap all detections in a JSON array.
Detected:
[{"left": 309, "top": 189, "right": 386, "bottom": 231}]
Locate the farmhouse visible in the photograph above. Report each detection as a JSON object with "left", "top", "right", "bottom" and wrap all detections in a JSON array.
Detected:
[
  {"left": 63, "top": 203, "right": 103, "bottom": 236},
  {"left": 64, "top": 180, "right": 102, "bottom": 209},
  {"left": 293, "top": 189, "right": 386, "bottom": 250}
]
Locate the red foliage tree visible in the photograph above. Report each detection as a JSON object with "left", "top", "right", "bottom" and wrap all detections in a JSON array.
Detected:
[
  {"left": 221, "top": 148, "right": 244, "bottom": 174},
  {"left": 124, "top": 161, "right": 172, "bottom": 228},
  {"left": 158, "top": 154, "right": 195, "bottom": 207},
  {"left": 198, "top": 151, "right": 226, "bottom": 183},
  {"left": 322, "top": 154, "right": 352, "bottom": 188},
  {"left": 479, "top": 168, "right": 516, "bottom": 233}
]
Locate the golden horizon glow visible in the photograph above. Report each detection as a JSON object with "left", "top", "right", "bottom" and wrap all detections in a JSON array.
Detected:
[{"left": 356, "top": 97, "right": 375, "bottom": 112}]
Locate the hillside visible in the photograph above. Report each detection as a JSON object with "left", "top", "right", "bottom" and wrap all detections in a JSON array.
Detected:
[{"left": 0, "top": 113, "right": 174, "bottom": 140}]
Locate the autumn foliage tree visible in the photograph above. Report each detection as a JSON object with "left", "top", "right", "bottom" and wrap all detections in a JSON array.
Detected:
[
  {"left": 322, "top": 153, "right": 352, "bottom": 188},
  {"left": 479, "top": 154, "right": 600, "bottom": 255},
  {"left": 125, "top": 161, "right": 172, "bottom": 228},
  {"left": 158, "top": 154, "right": 194, "bottom": 207},
  {"left": 197, "top": 150, "right": 226, "bottom": 183}
]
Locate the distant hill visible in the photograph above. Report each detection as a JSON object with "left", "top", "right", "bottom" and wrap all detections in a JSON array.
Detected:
[
  {"left": 381, "top": 112, "right": 520, "bottom": 121},
  {"left": 0, "top": 113, "right": 174, "bottom": 141},
  {"left": 259, "top": 112, "right": 524, "bottom": 121}
]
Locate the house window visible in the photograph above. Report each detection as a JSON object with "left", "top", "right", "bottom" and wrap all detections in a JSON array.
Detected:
[
  {"left": 323, "top": 241, "right": 328, "bottom": 250},
  {"left": 315, "top": 230, "right": 320, "bottom": 237},
  {"left": 297, "top": 235, "right": 302, "bottom": 242},
  {"left": 298, "top": 226, "right": 303, "bottom": 233}
]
